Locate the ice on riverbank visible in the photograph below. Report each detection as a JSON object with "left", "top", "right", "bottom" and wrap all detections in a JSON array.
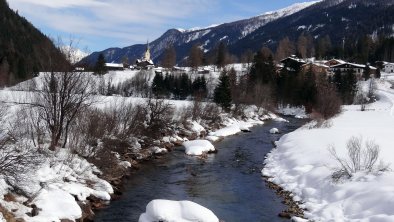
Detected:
[
  {"left": 139, "top": 199, "right": 219, "bottom": 222},
  {"left": 183, "top": 140, "right": 215, "bottom": 155}
]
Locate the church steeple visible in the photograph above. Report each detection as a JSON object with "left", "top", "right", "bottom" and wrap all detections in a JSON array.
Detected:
[{"left": 144, "top": 40, "right": 151, "bottom": 61}]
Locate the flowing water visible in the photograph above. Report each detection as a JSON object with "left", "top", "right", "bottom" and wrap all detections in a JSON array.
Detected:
[{"left": 95, "top": 117, "right": 306, "bottom": 222}]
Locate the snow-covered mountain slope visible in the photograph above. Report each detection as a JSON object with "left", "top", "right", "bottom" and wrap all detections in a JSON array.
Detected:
[
  {"left": 80, "top": 1, "right": 318, "bottom": 66},
  {"left": 232, "top": 0, "right": 394, "bottom": 55}
]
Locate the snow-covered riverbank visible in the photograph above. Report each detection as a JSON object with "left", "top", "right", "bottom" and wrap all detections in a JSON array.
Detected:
[{"left": 263, "top": 79, "right": 394, "bottom": 221}]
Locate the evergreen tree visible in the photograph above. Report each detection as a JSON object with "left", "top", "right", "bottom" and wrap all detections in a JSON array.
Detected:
[
  {"left": 299, "top": 66, "right": 317, "bottom": 113},
  {"left": 214, "top": 71, "right": 232, "bottom": 111},
  {"left": 152, "top": 73, "right": 166, "bottom": 97},
  {"left": 94, "top": 53, "right": 107, "bottom": 75},
  {"left": 179, "top": 73, "right": 191, "bottom": 100},
  {"left": 363, "top": 64, "right": 371, "bottom": 80},
  {"left": 192, "top": 76, "right": 207, "bottom": 98},
  {"left": 216, "top": 41, "right": 228, "bottom": 69}
]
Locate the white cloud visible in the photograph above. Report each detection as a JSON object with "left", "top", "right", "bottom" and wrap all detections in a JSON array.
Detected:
[{"left": 8, "top": 0, "right": 216, "bottom": 50}]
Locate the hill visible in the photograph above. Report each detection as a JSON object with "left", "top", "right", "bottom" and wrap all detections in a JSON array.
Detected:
[{"left": 0, "top": 0, "right": 67, "bottom": 86}]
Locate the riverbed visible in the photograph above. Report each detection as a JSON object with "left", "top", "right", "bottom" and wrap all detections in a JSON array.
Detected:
[{"left": 95, "top": 117, "right": 306, "bottom": 221}]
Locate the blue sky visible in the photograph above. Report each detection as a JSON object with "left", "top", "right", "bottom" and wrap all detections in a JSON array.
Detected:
[{"left": 8, "top": 0, "right": 318, "bottom": 52}]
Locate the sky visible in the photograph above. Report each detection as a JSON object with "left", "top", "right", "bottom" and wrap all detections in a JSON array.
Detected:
[{"left": 8, "top": 0, "right": 318, "bottom": 52}]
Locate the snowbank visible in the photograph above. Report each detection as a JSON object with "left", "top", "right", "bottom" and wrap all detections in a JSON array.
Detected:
[
  {"left": 183, "top": 140, "right": 215, "bottom": 156},
  {"left": 208, "top": 118, "right": 263, "bottom": 138},
  {"left": 263, "top": 80, "right": 394, "bottom": 221},
  {"left": 31, "top": 188, "right": 82, "bottom": 222},
  {"left": 139, "top": 199, "right": 219, "bottom": 222},
  {"left": 277, "top": 105, "right": 307, "bottom": 119}
]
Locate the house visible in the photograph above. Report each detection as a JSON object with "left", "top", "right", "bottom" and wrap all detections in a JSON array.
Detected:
[
  {"left": 330, "top": 63, "right": 377, "bottom": 78},
  {"left": 136, "top": 41, "right": 155, "bottom": 70},
  {"left": 382, "top": 62, "right": 394, "bottom": 73},
  {"left": 105, "top": 63, "right": 124, "bottom": 71},
  {"left": 280, "top": 56, "right": 306, "bottom": 72},
  {"left": 324, "top": 59, "right": 346, "bottom": 67},
  {"left": 301, "top": 63, "right": 330, "bottom": 76}
]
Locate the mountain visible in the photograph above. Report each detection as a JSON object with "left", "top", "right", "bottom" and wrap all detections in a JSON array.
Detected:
[
  {"left": 231, "top": 0, "right": 394, "bottom": 56},
  {"left": 80, "top": 1, "right": 319, "bottom": 66},
  {"left": 82, "top": 0, "right": 394, "bottom": 66},
  {"left": 0, "top": 0, "right": 67, "bottom": 86}
]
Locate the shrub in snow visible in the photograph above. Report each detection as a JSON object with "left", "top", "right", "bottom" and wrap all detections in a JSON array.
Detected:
[
  {"left": 329, "top": 136, "right": 390, "bottom": 182},
  {"left": 139, "top": 199, "right": 219, "bottom": 222}
]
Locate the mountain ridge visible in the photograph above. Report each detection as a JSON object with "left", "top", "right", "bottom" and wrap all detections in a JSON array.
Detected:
[{"left": 80, "top": 1, "right": 319, "bottom": 66}]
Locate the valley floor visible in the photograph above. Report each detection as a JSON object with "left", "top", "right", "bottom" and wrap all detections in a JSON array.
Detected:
[{"left": 263, "top": 78, "right": 394, "bottom": 221}]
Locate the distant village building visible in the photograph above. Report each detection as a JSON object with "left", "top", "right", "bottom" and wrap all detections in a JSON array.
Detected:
[
  {"left": 280, "top": 55, "right": 306, "bottom": 72},
  {"left": 382, "top": 62, "right": 394, "bottom": 73},
  {"left": 105, "top": 63, "right": 124, "bottom": 71},
  {"left": 324, "top": 59, "right": 346, "bottom": 67},
  {"left": 301, "top": 63, "right": 330, "bottom": 76},
  {"left": 136, "top": 41, "right": 154, "bottom": 70},
  {"left": 330, "top": 63, "right": 376, "bottom": 78}
]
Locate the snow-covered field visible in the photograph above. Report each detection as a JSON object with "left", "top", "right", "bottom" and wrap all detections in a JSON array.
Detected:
[{"left": 263, "top": 78, "right": 394, "bottom": 221}]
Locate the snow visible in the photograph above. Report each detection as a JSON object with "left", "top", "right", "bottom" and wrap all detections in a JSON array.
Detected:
[
  {"left": 208, "top": 118, "right": 261, "bottom": 138},
  {"left": 263, "top": 79, "right": 394, "bottom": 221},
  {"left": 32, "top": 188, "right": 82, "bottom": 222},
  {"left": 269, "top": 128, "right": 280, "bottom": 134},
  {"left": 277, "top": 105, "right": 307, "bottom": 118},
  {"left": 183, "top": 140, "right": 215, "bottom": 156},
  {"left": 139, "top": 199, "right": 219, "bottom": 222}
]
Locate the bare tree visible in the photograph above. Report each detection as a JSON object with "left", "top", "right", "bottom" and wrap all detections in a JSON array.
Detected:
[
  {"left": 161, "top": 45, "right": 176, "bottom": 69},
  {"left": 188, "top": 44, "right": 204, "bottom": 72},
  {"left": 143, "top": 97, "right": 175, "bottom": 140},
  {"left": 25, "top": 41, "right": 97, "bottom": 150},
  {"left": 314, "top": 77, "right": 342, "bottom": 119}
]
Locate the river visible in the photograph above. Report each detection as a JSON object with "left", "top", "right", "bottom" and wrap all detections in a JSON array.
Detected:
[{"left": 94, "top": 117, "right": 306, "bottom": 222}]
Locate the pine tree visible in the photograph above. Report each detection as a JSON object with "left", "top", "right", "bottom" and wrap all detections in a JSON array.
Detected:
[
  {"left": 216, "top": 42, "right": 229, "bottom": 69},
  {"left": 214, "top": 71, "right": 232, "bottom": 111},
  {"left": 94, "top": 53, "right": 107, "bottom": 75},
  {"left": 152, "top": 73, "right": 166, "bottom": 97}
]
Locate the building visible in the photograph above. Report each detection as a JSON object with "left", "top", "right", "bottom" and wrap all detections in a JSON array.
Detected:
[
  {"left": 280, "top": 55, "right": 306, "bottom": 72},
  {"left": 105, "top": 63, "right": 124, "bottom": 71},
  {"left": 136, "top": 41, "right": 155, "bottom": 69},
  {"left": 301, "top": 63, "right": 330, "bottom": 76},
  {"left": 324, "top": 59, "right": 346, "bottom": 67},
  {"left": 330, "top": 63, "right": 377, "bottom": 78},
  {"left": 382, "top": 62, "right": 394, "bottom": 73}
]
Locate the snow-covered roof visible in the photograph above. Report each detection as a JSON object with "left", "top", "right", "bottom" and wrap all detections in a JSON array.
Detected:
[
  {"left": 281, "top": 56, "right": 306, "bottom": 64},
  {"left": 105, "top": 63, "right": 123, "bottom": 68},
  {"left": 331, "top": 62, "right": 376, "bottom": 70},
  {"left": 302, "top": 62, "right": 329, "bottom": 68},
  {"left": 382, "top": 62, "right": 394, "bottom": 66},
  {"left": 327, "top": 59, "right": 347, "bottom": 64}
]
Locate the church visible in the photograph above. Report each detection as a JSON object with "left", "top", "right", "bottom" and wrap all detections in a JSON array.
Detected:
[{"left": 136, "top": 41, "right": 154, "bottom": 69}]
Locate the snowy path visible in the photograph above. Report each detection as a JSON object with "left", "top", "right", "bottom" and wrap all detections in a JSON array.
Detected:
[{"left": 263, "top": 80, "right": 394, "bottom": 222}]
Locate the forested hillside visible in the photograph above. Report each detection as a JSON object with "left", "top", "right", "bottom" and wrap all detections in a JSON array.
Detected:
[{"left": 0, "top": 0, "right": 67, "bottom": 86}]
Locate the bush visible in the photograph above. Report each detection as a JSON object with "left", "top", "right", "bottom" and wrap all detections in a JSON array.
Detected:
[
  {"left": 329, "top": 136, "right": 390, "bottom": 182},
  {"left": 314, "top": 80, "right": 342, "bottom": 120}
]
